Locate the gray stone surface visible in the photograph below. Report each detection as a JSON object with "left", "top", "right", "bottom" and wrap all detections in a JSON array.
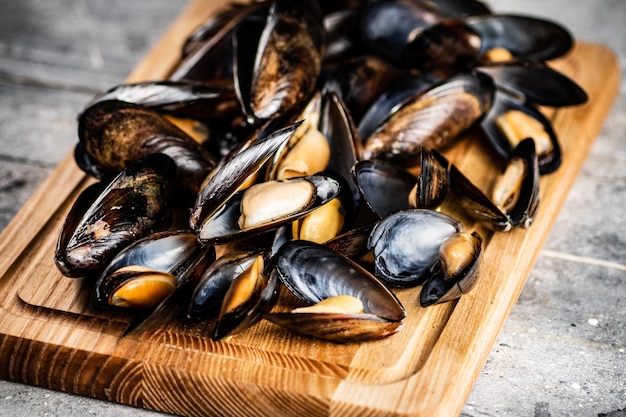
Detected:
[{"left": 0, "top": 1, "right": 624, "bottom": 417}]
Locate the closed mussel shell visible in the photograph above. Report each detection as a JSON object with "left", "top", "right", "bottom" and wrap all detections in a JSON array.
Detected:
[
  {"left": 55, "top": 153, "right": 175, "bottom": 278},
  {"left": 77, "top": 99, "right": 216, "bottom": 192}
]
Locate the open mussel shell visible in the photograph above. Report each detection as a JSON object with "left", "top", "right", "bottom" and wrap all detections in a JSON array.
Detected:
[
  {"left": 55, "top": 153, "right": 175, "bottom": 278},
  {"left": 478, "top": 61, "right": 588, "bottom": 108},
  {"left": 495, "top": 138, "right": 540, "bottom": 229},
  {"left": 87, "top": 80, "right": 239, "bottom": 120},
  {"left": 274, "top": 240, "right": 405, "bottom": 321},
  {"left": 235, "top": 0, "right": 325, "bottom": 122},
  {"left": 445, "top": 138, "right": 539, "bottom": 230},
  {"left": 212, "top": 254, "right": 279, "bottom": 341},
  {"left": 420, "top": 231, "right": 482, "bottom": 307},
  {"left": 447, "top": 159, "right": 512, "bottom": 232},
  {"left": 352, "top": 159, "right": 415, "bottom": 218},
  {"left": 188, "top": 249, "right": 270, "bottom": 321},
  {"left": 77, "top": 99, "right": 216, "bottom": 192},
  {"left": 467, "top": 14, "right": 573, "bottom": 63},
  {"left": 189, "top": 121, "right": 301, "bottom": 233},
  {"left": 362, "top": 71, "right": 495, "bottom": 166},
  {"left": 196, "top": 173, "right": 341, "bottom": 244},
  {"left": 481, "top": 90, "right": 561, "bottom": 174},
  {"left": 266, "top": 91, "right": 361, "bottom": 213},
  {"left": 91, "top": 230, "right": 209, "bottom": 311},
  {"left": 368, "top": 209, "right": 463, "bottom": 286}
]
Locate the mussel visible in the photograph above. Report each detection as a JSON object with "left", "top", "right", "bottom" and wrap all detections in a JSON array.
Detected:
[
  {"left": 55, "top": 153, "right": 175, "bottom": 278},
  {"left": 212, "top": 253, "right": 279, "bottom": 340},
  {"left": 361, "top": 71, "right": 495, "bottom": 166},
  {"left": 234, "top": 0, "right": 325, "bottom": 122},
  {"left": 420, "top": 230, "right": 482, "bottom": 306},
  {"left": 196, "top": 173, "right": 341, "bottom": 244},
  {"left": 368, "top": 209, "right": 462, "bottom": 286},
  {"left": 77, "top": 99, "right": 217, "bottom": 193},
  {"left": 266, "top": 240, "right": 405, "bottom": 342},
  {"left": 91, "top": 230, "right": 214, "bottom": 311}
]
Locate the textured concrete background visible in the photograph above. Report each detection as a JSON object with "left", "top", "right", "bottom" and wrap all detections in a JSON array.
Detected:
[{"left": 0, "top": 1, "right": 624, "bottom": 416}]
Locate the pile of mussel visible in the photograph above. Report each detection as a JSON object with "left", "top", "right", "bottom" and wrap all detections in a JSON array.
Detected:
[{"left": 54, "top": 0, "right": 587, "bottom": 343}]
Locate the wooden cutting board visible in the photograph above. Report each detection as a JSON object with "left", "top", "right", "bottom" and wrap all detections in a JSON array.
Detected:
[{"left": 0, "top": 1, "right": 620, "bottom": 416}]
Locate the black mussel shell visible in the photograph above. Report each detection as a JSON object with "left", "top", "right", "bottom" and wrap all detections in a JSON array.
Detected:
[
  {"left": 352, "top": 159, "right": 415, "bottom": 218},
  {"left": 400, "top": 20, "right": 483, "bottom": 71},
  {"left": 188, "top": 249, "right": 270, "bottom": 320},
  {"left": 360, "top": 0, "right": 447, "bottom": 63},
  {"left": 172, "top": 2, "right": 270, "bottom": 83},
  {"left": 467, "top": 14, "right": 573, "bottom": 62},
  {"left": 427, "top": 0, "right": 491, "bottom": 17},
  {"left": 420, "top": 231, "right": 482, "bottom": 307},
  {"left": 368, "top": 209, "right": 462, "bottom": 286},
  {"left": 87, "top": 80, "right": 239, "bottom": 120},
  {"left": 478, "top": 61, "right": 588, "bottom": 108},
  {"left": 357, "top": 71, "right": 440, "bottom": 142},
  {"left": 362, "top": 71, "right": 495, "bottom": 165},
  {"left": 196, "top": 173, "right": 341, "bottom": 245},
  {"left": 236, "top": 0, "right": 325, "bottom": 122},
  {"left": 409, "top": 146, "right": 450, "bottom": 209},
  {"left": 323, "top": 54, "right": 401, "bottom": 124},
  {"left": 481, "top": 91, "right": 561, "bottom": 174},
  {"left": 323, "top": 7, "right": 369, "bottom": 63},
  {"left": 212, "top": 255, "right": 279, "bottom": 340},
  {"left": 274, "top": 240, "right": 405, "bottom": 321},
  {"left": 55, "top": 153, "right": 175, "bottom": 278},
  {"left": 447, "top": 160, "right": 512, "bottom": 232},
  {"left": 499, "top": 138, "right": 540, "bottom": 229},
  {"left": 78, "top": 100, "right": 216, "bottom": 192},
  {"left": 190, "top": 121, "right": 301, "bottom": 232},
  {"left": 91, "top": 230, "right": 206, "bottom": 311},
  {"left": 264, "top": 311, "right": 403, "bottom": 343}
]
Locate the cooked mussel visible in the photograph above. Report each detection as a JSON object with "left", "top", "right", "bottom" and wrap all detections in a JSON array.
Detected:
[
  {"left": 212, "top": 253, "right": 279, "bottom": 340},
  {"left": 368, "top": 209, "right": 463, "bottom": 286},
  {"left": 420, "top": 230, "right": 482, "bottom": 306},
  {"left": 91, "top": 230, "right": 213, "bottom": 311},
  {"left": 266, "top": 239, "right": 404, "bottom": 342},
  {"left": 55, "top": 153, "right": 175, "bottom": 278},
  {"left": 235, "top": 0, "right": 325, "bottom": 122},
  {"left": 190, "top": 121, "right": 301, "bottom": 233},
  {"left": 196, "top": 173, "right": 341, "bottom": 244},
  {"left": 188, "top": 249, "right": 270, "bottom": 320},
  {"left": 362, "top": 71, "right": 495, "bottom": 166},
  {"left": 460, "top": 149, "right": 537, "bottom": 227},
  {"left": 77, "top": 99, "right": 216, "bottom": 192}
]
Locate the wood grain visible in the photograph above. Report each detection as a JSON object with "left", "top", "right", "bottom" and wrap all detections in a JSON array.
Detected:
[{"left": 0, "top": 0, "right": 620, "bottom": 415}]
